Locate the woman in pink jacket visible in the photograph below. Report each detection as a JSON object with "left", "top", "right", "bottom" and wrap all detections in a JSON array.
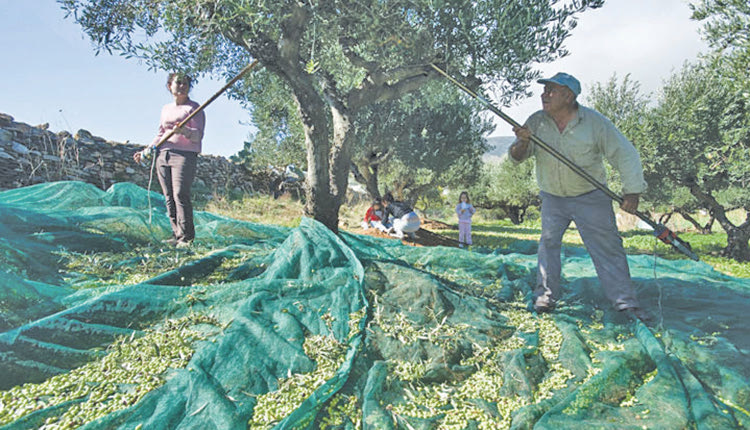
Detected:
[
  {"left": 134, "top": 73, "right": 205, "bottom": 248},
  {"left": 456, "top": 191, "right": 476, "bottom": 248}
]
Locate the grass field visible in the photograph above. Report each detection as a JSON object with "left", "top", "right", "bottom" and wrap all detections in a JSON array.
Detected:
[{"left": 198, "top": 195, "right": 750, "bottom": 278}]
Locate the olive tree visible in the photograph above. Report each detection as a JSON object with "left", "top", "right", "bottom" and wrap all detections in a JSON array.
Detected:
[
  {"left": 351, "top": 82, "right": 492, "bottom": 203},
  {"left": 644, "top": 63, "right": 750, "bottom": 260},
  {"left": 60, "top": 0, "right": 603, "bottom": 231},
  {"left": 585, "top": 74, "right": 712, "bottom": 231},
  {"left": 471, "top": 158, "right": 539, "bottom": 224},
  {"left": 690, "top": 0, "right": 750, "bottom": 76}
]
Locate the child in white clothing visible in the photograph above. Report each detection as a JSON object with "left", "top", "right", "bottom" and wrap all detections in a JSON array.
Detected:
[{"left": 456, "top": 191, "right": 475, "bottom": 248}]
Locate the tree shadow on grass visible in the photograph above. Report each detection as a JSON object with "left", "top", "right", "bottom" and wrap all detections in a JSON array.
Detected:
[{"left": 470, "top": 224, "right": 543, "bottom": 235}]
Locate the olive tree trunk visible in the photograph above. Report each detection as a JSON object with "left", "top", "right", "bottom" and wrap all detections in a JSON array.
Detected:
[{"left": 688, "top": 183, "right": 750, "bottom": 261}]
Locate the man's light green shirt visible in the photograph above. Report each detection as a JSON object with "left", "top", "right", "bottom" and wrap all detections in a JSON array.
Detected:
[{"left": 509, "top": 105, "right": 647, "bottom": 197}]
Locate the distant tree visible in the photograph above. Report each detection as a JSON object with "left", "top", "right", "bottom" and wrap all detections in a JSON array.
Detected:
[
  {"left": 354, "top": 83, "right": 492, "bottom": 204},
  {"left": 471, "top": 159, "right": 539, "bottom": 225},
  {"left": 585, "top": 73, "right": 710, "bottom": 230},
  {"left": 60, "top": 0, "right": 603, "bottom": 231},
  {"left": 587, "top": 73, "right": 649, "bottom": 137},
  {"left": 586, "top": 73, "right": 649, "bottom": 198},
  {"left": 643, "top": 62, "right": 750, "bottom": 260}
]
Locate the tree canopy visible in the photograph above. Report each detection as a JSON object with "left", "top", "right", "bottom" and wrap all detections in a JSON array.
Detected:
[
  {"left": 60, "top": 0, "right": 604, "bottom": 231},
  {"left": 470, "top": 158, "right": 539, "bottom": 224},
  {"left": 350, "top": 82, "right": 492, "bottom": 203},
  {"left": 690, "top": 0, "right": 750, "bottom": 76},
  {"left": 587, "top": 64, "right": 750, "bottom": 260}
]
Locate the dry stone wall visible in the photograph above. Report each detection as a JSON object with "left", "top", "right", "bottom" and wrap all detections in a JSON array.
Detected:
[{"left": 0, "top": 112, "right": 276, "bottom": 195}]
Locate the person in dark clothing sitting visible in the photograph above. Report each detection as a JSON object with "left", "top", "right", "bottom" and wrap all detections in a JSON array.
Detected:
[{"left": 382, "top": 192, "right": 421, "bottom": 239}]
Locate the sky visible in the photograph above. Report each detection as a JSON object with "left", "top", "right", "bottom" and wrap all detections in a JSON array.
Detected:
[
  {"left": 0, "top": 0, "right": 708, "bottom": 157},
  {"left": 490, "top": 0, "right": 709, "bottom": 137},
  {"left": 0, "top": 0, "right": 252, "bottom": 158}
]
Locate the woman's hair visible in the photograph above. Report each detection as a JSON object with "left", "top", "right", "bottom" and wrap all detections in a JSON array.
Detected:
[
  {"left": 166, "top": 73, "right": 192, "bottom": 91},
  {"left": 372, "top": 198, "right": 382, "bottom": 207},
  {"left": 382, "top": 192, "right": 394, "bottom": 204},
  {"left": 458, "top": 191, "right": 470, "bottom": 203}
]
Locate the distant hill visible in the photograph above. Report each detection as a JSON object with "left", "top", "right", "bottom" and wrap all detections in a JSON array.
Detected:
[{"left": 483, "top": 135, "right": 515, "bottom": 163}]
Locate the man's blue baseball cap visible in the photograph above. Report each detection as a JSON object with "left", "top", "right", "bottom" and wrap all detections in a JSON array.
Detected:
[{"left": 538, "top": 72, "right": 581, "bottom": 96}]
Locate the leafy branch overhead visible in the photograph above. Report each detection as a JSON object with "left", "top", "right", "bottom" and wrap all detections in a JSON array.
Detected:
[
  {"left": 61, "top": 0, "right": 602, "bottom": 99},
  {"left": 59, "top": 0, "right": 604, "bottom": 231},
  {"left": 586, "top": 65, "right": 750, "bottom": 260}
]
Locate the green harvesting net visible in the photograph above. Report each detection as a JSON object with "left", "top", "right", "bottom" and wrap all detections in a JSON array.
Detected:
[{"left": 1, "top": 181, "right": 748, "bottom": 429}]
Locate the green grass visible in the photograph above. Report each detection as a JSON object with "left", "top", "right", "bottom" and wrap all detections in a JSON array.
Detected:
[
  {"left": 198, "top": 195, "right": 750, "bottom": 279},
  {"left": 199, "top": 194, "right": 304, "bottom": 228},
  {"left": 436, "top": 219, "right": 750, "bottom": 278}
]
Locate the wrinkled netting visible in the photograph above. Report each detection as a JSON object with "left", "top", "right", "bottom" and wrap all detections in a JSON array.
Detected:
[{"left": 0, "top": 181, "right": 748, "bottom": 429}]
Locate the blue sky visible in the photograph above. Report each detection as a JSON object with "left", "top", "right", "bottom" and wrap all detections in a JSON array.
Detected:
[
  {"left": 0, "top": 0, "right": 251, "bottom": 157},
  {"left": 1, "top": 0, "right": 706, "bottom": 158}
]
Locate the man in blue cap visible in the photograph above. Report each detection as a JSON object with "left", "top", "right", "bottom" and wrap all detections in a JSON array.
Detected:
[{"left": 509, "top": 72, "right": 649, "bottom": 320}]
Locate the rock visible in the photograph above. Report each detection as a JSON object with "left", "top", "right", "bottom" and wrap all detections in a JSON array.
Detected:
[
  {"left": 0, "top": 128, "right": 13, "bottom": 144},
  {"left": 0, "top": 113, "right": 13, "bottom": 127},
  {"left": 1, "top": 114, "right": 267, "bottom": 193},
  {"left": 11, "top": 141, "right": 30, "bottom": 155},
  {"left": 75, "top": 129, "right": 94, "bottom": 141},
  {"left": 5, "top": 124, "right": 31, "bottom": 135},
  {"left": 58, "top": 136, "right": 78, "bottom": 148}
]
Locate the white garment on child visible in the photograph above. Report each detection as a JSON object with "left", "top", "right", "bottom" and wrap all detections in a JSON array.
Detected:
[
  {"left": 362, "top": 220, "right": 388, "bottom": 232},
  {"left": 393, "top": 212, "right": 420, "bottom": 234}
]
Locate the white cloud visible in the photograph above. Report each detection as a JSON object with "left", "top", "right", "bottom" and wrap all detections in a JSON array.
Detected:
[{"left": 491, "top": 0, "right": 708, "bottom": 136}]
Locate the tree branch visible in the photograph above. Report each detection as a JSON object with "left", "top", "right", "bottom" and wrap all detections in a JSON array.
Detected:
[
  {"left": 365, "top": 64, "right": 433, "bottom": 87},
  {"left": 320, "top": 70, "right": 348, "bottom": 114},
  {"left": 675, "top": 173, "right": 737, "bottom": 232},
  {"left": 350, "top": 161, "right": 367, "bottom": 185},
  {"left": 278, "top": 2, "right": 309, "bottom": 69},
  {"left": 349, "top": 71, "right": 432, "bottom": 111},
  {"left": 367, "top": 149, "right": 393, "bottom": 167},
  {"left": 339, "top": 35, "right": 379, "bottom": 74}
]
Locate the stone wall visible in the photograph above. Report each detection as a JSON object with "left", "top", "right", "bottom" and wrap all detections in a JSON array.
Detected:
[{"left": 0, "top": 112, "right": 276, "bottom": 195}]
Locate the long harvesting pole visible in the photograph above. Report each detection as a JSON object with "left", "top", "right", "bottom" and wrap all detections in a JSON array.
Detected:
[
  {"left": 142, "top": 60, "right": 260, "bottom": 225},
  {"left": 154, "top": 59, "right": 260, "bottom": 149},
  {"left": 430, "top": 63, "right": 699, "bottom": 261}
]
